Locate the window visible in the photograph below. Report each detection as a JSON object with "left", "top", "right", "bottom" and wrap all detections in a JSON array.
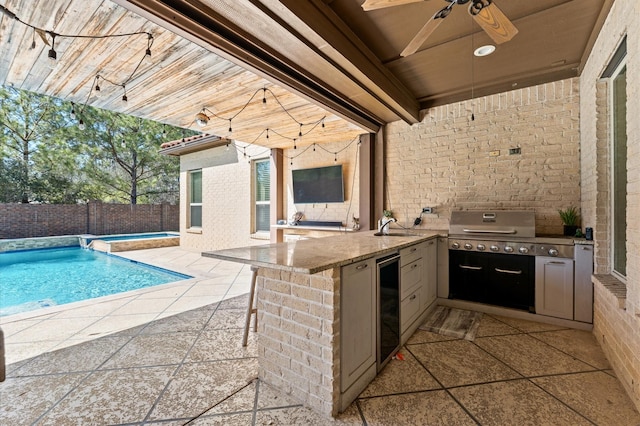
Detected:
[
  {"left": 253, "top": 159, "right": 270, "bottom": 232},
  {"left": 611, "top": 61, "right": 627, "bottom": 278},
  {"left": 189, "top": 170, "right": 202, "bottom": 228}
]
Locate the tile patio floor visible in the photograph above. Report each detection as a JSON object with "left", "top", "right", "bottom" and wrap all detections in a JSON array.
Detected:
[{"left": 1, "top": 247, "right": 639, "bottom": 425}]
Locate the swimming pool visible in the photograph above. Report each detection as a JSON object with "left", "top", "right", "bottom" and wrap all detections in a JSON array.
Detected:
[{"left": 0, "top": 247, "right": 191, "bottom": 316}]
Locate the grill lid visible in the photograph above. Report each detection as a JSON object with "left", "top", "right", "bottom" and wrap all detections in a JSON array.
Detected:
[{"left": 449, "top": 210, "right": 535, "bottom": 238}]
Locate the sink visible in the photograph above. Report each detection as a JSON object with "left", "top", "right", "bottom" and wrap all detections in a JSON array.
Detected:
[{"left": 373, "top": 232, "right": 419, "bottom": 237}]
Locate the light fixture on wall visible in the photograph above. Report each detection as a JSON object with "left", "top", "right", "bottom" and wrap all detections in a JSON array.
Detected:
[{"left": 195, "top": 109, "right": 210, "bottom": 127}]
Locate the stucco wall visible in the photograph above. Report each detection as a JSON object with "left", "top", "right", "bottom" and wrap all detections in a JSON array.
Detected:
[
  {"left": 579, "top": 0, "right": 640, "bottom": 410},
  {"left": 384, "top": 78, "right": 581, "bottom": 235}
]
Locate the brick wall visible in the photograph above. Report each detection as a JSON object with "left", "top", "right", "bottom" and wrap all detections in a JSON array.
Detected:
[
  {"left": 384, "top": 78, "right": 580, "bottom": 235},
  {"left": 0, "top": 202, "right": 178, "bottom": 239},
  {"left": 178, "top": 139, "right": 360, "bottom": 251},
  {"left": 257, "top": 267, "right": 340, "bottom": 417},
  {"left": 283, "top": 140, "right": 360, "bottom": 227},
  {"left": 580, "top": 0, "right": 640, "bottom": 411}
]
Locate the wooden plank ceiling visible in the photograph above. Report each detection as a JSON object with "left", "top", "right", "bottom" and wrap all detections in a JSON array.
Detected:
[
  {"left": 111, "top": 0, "right": 612, "bottom": 128},
  {"left": 0, "top": 0, "right": 367, "bottom": 150}
]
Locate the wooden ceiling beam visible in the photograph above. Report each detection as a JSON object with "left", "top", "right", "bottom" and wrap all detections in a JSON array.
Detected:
[{"left": 261, "top": 0, "right": 420, "bottom": 124}]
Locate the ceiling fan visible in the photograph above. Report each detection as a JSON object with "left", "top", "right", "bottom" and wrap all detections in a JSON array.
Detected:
[{"left": 362, "top": 0, "right": 518, "bottom": 57}]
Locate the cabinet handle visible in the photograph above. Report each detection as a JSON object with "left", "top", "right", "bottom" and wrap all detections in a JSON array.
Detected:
[
  {"left": 410, "top": 294, "right": 417, "bottom": 300},
  {"left": 459, "top": 265, "right": 482, "bottom": 270},
  {"left": 495, "top": 268, "right": 522, "bottom": 275},
  {"left": 428, "top": 241, "right": 435, "bottom": 246},
  {"left": 545, "top": 261, "right": 566, "bottom": 265},
  {"left": 356, "top": 264, "right": 368, "bottom": 270},
  {"left": 410, "top": 247, "right": 417, "bottom": 253},
  {"left": 412, "top": 263, "right": 419, "bottom": 269}
]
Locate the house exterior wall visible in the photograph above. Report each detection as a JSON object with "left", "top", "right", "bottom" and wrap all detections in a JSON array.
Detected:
[
  {"left": 178, "top": 143, "right": 271, "bottom": 251},
  {"left": 384, "top": 79, "right": 580, "bottom": 235},
  {"left": 282, "top": 139, "right": 360, "bottom": 227},
  {"left": 579, "top": 0, "right": 640, "bottom": 410}
]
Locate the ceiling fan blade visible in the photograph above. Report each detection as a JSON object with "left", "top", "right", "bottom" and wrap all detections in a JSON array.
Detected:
[
  {"left": 401, "top": 13, "right": 445, "bottom": 57},
  {"left": 471, "top": 2, "right": 518, "bottom": 44},
  {"left": 361, "top": 0, "right": 424, "bottom": 12}
]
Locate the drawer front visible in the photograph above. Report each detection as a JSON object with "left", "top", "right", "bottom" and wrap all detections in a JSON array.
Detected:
[
  {"left": 401, "top": 259, "right": 422, "bottom": 299},
  {"left": 401, "top": 288, "right": 421, "bottom": 332},
  {"left": 400, "top": 242, "right": 425, "bottom": 267}
]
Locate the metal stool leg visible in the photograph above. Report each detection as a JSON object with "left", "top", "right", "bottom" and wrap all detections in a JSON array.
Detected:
[{"left": 242, "top": 266, "right": 258, "bottom": 347}]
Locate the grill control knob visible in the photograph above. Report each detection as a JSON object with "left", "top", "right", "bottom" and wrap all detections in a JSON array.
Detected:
[
  {"left": 464, "top": 243, "right": 473, "bottom": 250},
  {"left": 477, "top": 244, "right": 486, "bottom": 251},
  {"left": 518, "top": 247, "right": 529, "bottom": 254},
  {"left": 490, "top": 245, "right": 500, "bottom": 252},
  {"left": 504, "top": 246, "right": 514, "bottom": 253},
  {"left": 548, "top": 248, "right": 559, "bottom": 257},
  {"left": 451, "top": 242, "right": 460, "bottom": 249}
]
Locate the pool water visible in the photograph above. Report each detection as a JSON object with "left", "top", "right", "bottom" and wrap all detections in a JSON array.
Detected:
[{"left": 0, "top": 247, "right": 190, "bottom": 316}]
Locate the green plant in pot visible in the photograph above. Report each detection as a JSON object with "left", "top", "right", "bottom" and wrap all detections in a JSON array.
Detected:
[{"left": 558, "top": 206, "right": 580, "bottom": 237}]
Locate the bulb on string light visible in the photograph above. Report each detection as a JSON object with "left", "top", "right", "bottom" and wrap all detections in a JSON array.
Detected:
[
  {"left": 121, "top": 139, "right": 126, "bottom": 148},
  {"left": 162, "top": 125, "right": 167, "bottom": 136},
  {"left": 334, "top": 153, "right": 337, "bottom": 162},
  {"left": 78, "top": 118, "right": 85, "bottom": 131},
  {"left": 121, "top": 86, "right": 128, "bottom": 103},
  {"left": 293, "top": 138, "right": 297, "bottom": 150},
  {"left": 47, "top": 33, "right": 57, "bottom": 67},
  {"left": 70, "top": 103, "right": 76, "bottom": 120},
  {"left": 226, "top": 143, "right": 230, "bottom": 151},
  {"left": 227, "top": 120, "right": 233, "bottom": 138},
  {"left": 94, "top": 77, "right": 101, "bottom": 98},
  {"left": 30, "top": 29, "right": 36, "bottom": 49},
  {"left": 265, "top": 128, "right": 269, "bottom": 140},
  {"left": 145, "top": 34, "right": 152, "bottom": 57},
  {"left": 313, "top": 144, "right": 316, "bottom": 152},
  {"left": 262, "top": 88, "right": 267, "bottom": 110}
]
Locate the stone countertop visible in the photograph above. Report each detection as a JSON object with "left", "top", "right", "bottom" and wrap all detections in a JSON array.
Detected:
[{"left": 202, "top": 230, "right": 444, "bottom": 274}]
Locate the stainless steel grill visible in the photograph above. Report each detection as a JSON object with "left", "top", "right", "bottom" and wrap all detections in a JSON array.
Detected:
[{"left": 448, "top": 210, "right": 574, "bottom": 258}]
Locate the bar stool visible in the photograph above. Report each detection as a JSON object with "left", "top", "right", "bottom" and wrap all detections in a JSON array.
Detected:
[{"left": 242, "top": 266, "right": 259, "bottom": 347}]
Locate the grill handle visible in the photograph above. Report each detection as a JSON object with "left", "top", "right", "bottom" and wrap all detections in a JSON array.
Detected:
[
  {"left": 495, "top": 268, "right": 523, "bottom": 275},
  {"left": 462, "top": 228, "right": 517, "bottom": 234},
  {"left": 459, "top": 265, "right": 483, "bottom": 270}
]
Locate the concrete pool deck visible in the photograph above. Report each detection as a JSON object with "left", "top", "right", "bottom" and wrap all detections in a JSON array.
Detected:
[
  {"left": 1, "top": 246, "right": 639, "bottom": 424},
  {"left": 0, "top": 246, "right": 254, "bottom": 364}
]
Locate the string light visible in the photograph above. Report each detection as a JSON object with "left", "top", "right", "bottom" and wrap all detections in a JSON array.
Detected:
[
  {"left": 262, "top": 87, "right": 267, "bottom": 109},
  {"left": 194, "top": 86, "right": 326, "bottom": 147},
  {"left": 78, "top": 118, "right": 85, "bottom": 130},
  {"left": 70, "top": 103, "right": 76, "bottom": 120},
  {"left": 0, "top": 5, "right": 155, "bottom": 130},
  {"left": 47, "top": 33, "right": 57, "bottom": 63},
  {"left": 94, "top": 76, "right": 101, "bottom": 97}
]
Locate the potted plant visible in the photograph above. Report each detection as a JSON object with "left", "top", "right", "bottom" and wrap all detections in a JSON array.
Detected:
[{"left": 558, "top": 206, "right": 580, "bottom": 236}]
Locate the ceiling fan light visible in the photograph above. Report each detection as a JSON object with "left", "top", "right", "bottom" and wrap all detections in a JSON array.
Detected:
[{"left": 474, "top": 44, "right": 495, "bottom": 57}]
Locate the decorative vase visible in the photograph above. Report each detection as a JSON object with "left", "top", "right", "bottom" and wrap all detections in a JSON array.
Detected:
[{"left": 563, "top": 225, "right": 578, "bottom": 237}]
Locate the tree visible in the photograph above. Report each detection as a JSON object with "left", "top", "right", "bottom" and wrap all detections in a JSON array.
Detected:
[
  {"left": 78, "top": 107, "right": 187, "bottom": 204},
  {"left": 0, "top": 85, "right": 190, "bottom": 204}
]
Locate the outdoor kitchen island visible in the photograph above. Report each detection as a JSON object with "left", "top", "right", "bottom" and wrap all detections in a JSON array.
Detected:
[{"left": 202, "top": 230, "right": 442, "bottom": 417}]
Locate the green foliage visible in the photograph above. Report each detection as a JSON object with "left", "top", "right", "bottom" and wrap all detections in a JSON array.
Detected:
[
  {"left": 558, "top": 206, "right": 579, "bottom": 225},
  {"left": 0, "top": 85, "right": 192, "bottom": 204}
]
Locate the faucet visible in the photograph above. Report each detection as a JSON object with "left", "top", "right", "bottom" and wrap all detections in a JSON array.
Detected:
[{"left": 376, "top": 218, "right": 397, "bottom": 235}]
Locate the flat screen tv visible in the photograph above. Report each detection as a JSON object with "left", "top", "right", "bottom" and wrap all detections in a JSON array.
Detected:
[{"left": 292, "top": 164, "right": 344, "bottom": 204}]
